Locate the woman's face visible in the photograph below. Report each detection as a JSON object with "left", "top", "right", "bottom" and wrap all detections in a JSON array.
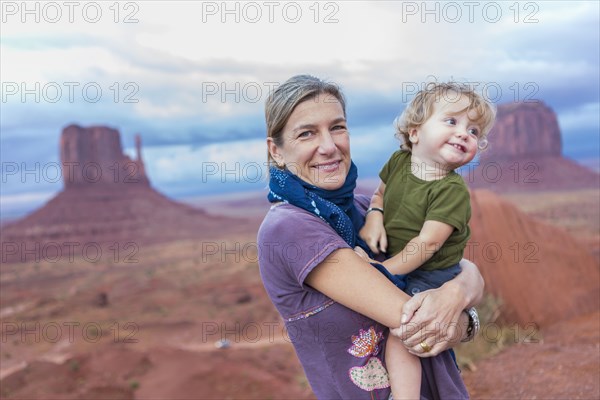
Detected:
[{"left": 268, "top": 93, "right": 351, "bottom": 190}]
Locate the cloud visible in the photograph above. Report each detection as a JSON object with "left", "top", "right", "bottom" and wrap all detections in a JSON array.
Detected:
[
  {"left": 558, "top": 102, "right": 600, "bottom": 132},
  {"left": 0, "top": 191, "right": 57, "bottom": 219},
  {"left": 142, "top": 139, "right": 267, "bottom": 184},
  {"left": 1, "top": 0, "right": 598, "bottom": 211},
  {"left": 0, "top": 191, "right": 55, "bottom": 207},
  {"left": 558, "top": 102, "right": 600, "bottom": 160}
]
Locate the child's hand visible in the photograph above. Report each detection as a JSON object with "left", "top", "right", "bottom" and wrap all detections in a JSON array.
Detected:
[{"left": 359, "top": 218, "right": 387, "bottom": 255}]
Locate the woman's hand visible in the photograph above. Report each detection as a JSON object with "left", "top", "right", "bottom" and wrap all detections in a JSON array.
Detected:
[
  {"left": 389, "top": 259, "right": 483, "bottom": 357},
  {"left": 389, "top": 284, "right": 467, "bottom": 356}
]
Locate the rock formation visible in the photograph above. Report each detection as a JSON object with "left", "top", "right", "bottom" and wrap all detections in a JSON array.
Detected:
[
  {"left": 60, "top": 125, "right": 149, "bottom": 187},
  {"left": 466, "top": 101, "right": 599, "bottom": 191},
  {"left": 1, "top": 125, "right": 245, "bottom": 264},
  {"left": 468, "top": 190, "right": 599, "bottom": 327},
  {"left": 482, "top": 102, "right": 562, "bottom": 158}
]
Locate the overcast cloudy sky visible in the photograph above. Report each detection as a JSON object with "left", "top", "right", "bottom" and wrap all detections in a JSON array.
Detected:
[{"left": 1, "top": 1, "right": 599, "bottom": 217}]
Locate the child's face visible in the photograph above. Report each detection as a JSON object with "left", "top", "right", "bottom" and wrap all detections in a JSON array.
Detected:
[{"left": 409, "top": 93, "right": 481, "bottom": 171}]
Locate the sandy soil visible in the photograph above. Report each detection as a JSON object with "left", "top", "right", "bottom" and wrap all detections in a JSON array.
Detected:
[
  {"left": 463, "top": 311, "right": 600, "bottom": 399},
  {"left": 1, "top": 189, "right": 598, "bottom": 399}
]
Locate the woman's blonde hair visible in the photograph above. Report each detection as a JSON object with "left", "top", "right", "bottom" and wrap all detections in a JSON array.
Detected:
[
  {"left": 265, "top": 75, "right": 346, "bottom": 168},
  {"left": 395, "top": 82, "right": 496, "bottom": 151}
]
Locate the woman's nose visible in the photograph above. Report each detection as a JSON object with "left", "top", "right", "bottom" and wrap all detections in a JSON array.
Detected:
[{"left": 317, "top": 132, "right": 337, "bottom": 154}]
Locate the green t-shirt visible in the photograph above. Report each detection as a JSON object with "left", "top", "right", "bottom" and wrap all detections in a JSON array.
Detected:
[{"left": 379, "top": 150, "right": 471, "bottom": 271}]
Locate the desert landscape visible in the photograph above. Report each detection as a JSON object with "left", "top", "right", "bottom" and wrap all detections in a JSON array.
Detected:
[{"left": 1, "top": 102, "right": 599, "bottom": 399}]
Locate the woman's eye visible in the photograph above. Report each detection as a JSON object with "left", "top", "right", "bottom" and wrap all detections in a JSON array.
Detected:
[{"left": 298, "top": 131, "right": 313, "bottom": 138}]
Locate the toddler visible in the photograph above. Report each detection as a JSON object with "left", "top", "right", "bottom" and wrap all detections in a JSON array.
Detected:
[{"left": 358, "top": 82, "right": 496, "bottom": 399}]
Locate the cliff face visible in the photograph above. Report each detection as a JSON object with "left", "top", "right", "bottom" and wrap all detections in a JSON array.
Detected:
[
  {"left": 1, "top": 125, "right": 245, "bottom": 264},
  {"left": 467, "top": 102, "right": 599, "bottom": 192},
  {"left": 481, "top": 102, "right": 562, "bottom": 159},
  {"left": 469, "top": 190, "right": 599, "bottom": 327},
  {"left": 60, "top": 125, "right": 149, "bottom": 187}
]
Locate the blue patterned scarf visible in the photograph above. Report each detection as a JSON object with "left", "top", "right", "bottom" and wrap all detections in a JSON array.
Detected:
[
  {"left": 268, "top": 161, "right": 370, "bottom": 252},
  {"left": 268, "top": 161, "right": 407, "bottom": 290}
]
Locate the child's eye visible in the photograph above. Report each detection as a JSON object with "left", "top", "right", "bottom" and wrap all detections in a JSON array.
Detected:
[
  {"left": 445, "top": 118, "right": 457, "bottom": 125},
  {"left": 468, "top": 128, "right": 479, "bottom": 136}
]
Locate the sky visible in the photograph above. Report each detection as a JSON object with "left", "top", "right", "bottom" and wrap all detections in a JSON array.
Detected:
[{"left": 1, "top": 0, "right": 599, "bottom": 218}]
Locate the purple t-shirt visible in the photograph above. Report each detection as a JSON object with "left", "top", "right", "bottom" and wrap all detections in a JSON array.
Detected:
[
  {"left": 257, "top": 195, "right": 470, "bottom": 400},
  {"left": 257, "top": 195, "right": 393, "bottom": 399}
]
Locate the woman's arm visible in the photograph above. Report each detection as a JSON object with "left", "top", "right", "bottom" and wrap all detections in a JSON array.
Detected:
[
  {"left": 306, "top": 251, "right": 484, "bottom": 356},
  {"left": 305, "top": 247, "right": 410, "bottom": 329},
  {"left": 391, "top": 258, "right": 484, "bottom": 356}
]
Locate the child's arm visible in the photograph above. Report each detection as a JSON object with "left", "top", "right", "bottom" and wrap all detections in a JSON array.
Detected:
[
  {"left": 359, "top": 181, "right": 387, "bottom": 254},
  {"left": 383, "top": 220, "right": 454, "bottom": 275}
]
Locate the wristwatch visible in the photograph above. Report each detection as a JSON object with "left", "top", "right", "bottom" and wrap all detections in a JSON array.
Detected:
[{"left": 461, "top": 307, "right": 480, "bottom": 342}]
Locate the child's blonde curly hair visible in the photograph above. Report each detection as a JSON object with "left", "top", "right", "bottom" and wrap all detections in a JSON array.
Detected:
[{"left": 395, "top": 82, "right": 496, "bottom": 152}]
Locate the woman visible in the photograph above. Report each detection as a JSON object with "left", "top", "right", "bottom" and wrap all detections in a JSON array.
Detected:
[{"left": 257, "top": 75, "right": 483, "bottom": 399}]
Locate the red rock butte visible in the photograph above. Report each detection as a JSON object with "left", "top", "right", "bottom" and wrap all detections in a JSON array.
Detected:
[
  {"left": 466, "top": 101, "right": 599, "bottom": 191},
  {"left": 468, "top": 190, "right": 599, "bottom": 328},
  {"left": 1, "top": 125, "right": 244, "bottom": 264},
  {"left": 60, "top": 125, "right": 150, "bottom": 188}
]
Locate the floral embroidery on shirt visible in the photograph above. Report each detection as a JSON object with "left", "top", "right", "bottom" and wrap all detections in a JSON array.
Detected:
[
  {"left": 347, "top": 326, "right": 390, "bottom": 392},
  {"left": 347, "top": 326, "right": 384, "bottom": 358},
  {"left": 349, "top": 357, "right": 390, "bottom": 391}
]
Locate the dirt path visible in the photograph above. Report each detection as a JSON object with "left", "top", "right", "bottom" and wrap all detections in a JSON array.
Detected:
[{"left": 463, "top": 311, "right": 600, "bottom": 399}]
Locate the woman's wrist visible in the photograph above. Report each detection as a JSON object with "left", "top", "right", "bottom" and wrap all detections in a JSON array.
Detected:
[
  {"left": 448, "top": 261, "right": 483, "bottom": 342},
  {"left": 443, "top": 277, "right": 471, "bottom": 311},
  {"left": 455, "top": 259, "right": 485, "bottom": 308}
]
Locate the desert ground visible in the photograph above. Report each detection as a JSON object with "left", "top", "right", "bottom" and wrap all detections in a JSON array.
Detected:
[{"left": 1, "top": 188, "right": 598, "bottom": 399}]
